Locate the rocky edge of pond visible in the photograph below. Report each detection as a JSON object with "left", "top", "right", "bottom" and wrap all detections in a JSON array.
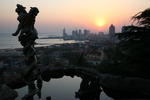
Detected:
[{"left": 0, "top": 66, "right": 150, "bottom": 100}]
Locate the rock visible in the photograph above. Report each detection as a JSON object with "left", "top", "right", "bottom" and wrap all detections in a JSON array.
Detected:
[
  {"left": 46, "top": 96, "right": 51, "bottom": 100},
  {"left": 5, "top": 72, "right": 26, "bottom": 89},
  {"left": 99, "top": 74, "right": 150, "bottom": 99},
  {"left": 0, "top": 84, "right": 18, "bottom": 100}
]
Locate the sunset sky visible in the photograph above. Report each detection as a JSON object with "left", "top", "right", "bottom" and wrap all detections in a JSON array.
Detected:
[{"left": 0, "top": 0, "right": 149, "bottom": 35}]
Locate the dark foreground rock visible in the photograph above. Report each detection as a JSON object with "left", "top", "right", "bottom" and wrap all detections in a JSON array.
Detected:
[
  {"left": 41, "top": 67, "right": 150, "bottom": 99},
  {"left": 99, "top": 74, "right": 150, "bottom": 99},
  {"left": 0, "top": 84, "right": 18, "bottom": 100},
  {"left": 2, "top": 66, "right": 150, "bottom": 100}
]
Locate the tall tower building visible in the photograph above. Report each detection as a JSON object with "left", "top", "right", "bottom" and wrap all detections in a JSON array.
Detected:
[
  {"left": 63, "top": 28, "right": 66, "bottom": 35},
  {"left": 63, "top": 28, "right": 68, "bottom": 39},
  {"left": 109, "top": 24, "right": 115, "bottom": 34},
  {"left": 63, "top": 28, "right": 67, "bottom": 37},
  {"left": 109, "top": 24, "right": 117, "bottom": 43}
]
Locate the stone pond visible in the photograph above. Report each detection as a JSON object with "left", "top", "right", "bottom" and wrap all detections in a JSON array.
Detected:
[
  {"left": 15, "top": 76, "right": 113, "bottom": 100},
  {"left": 1, "top": 66, "right": 150, "bottom": 100}
]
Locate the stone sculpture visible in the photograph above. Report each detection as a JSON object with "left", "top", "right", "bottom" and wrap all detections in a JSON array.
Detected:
[
  {"left": 12, "top": 4, "right": 40, "bottom": 100},
  {"left": 12, "top": 4, "right": 39, "bottom": 66}
]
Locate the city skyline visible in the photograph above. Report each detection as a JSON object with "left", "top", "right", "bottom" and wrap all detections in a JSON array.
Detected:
[{"left": 0, "top": 0, "right": 149, "bottom": 35}]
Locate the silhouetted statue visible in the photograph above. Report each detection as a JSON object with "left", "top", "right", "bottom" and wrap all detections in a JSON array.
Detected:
[
  {"left": 12, "top": 3, "right": 39, "bottom": 78},
  {"left": 12, "top": 4, "right": 40, "bottom": 100},
  {"left": 36, "top": 69, "right": 43, "bottom": 99},
  {"left": 12, "top": 4, "right": 39, "bottom": 65}
]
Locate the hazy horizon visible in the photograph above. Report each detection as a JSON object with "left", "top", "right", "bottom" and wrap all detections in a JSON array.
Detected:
[{"left": 0, "top": 0, "right": 150, "bottom": 36}]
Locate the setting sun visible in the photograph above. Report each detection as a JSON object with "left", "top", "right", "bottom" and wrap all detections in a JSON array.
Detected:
[{"left": 95, "top": 19, "right": 106, "bottom": 27}]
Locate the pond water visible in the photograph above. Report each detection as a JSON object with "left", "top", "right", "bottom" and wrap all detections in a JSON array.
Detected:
[{"left": 15, "top": 76, "right": 113, "bottom": 100}]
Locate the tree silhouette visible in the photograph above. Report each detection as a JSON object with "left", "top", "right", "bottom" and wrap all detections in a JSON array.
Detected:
[
  {"left": 132, "top": 8, "right": 150, "bottom": 27},
  {"left": 113, "top": 8, "right": 150, "bottom": 78}
]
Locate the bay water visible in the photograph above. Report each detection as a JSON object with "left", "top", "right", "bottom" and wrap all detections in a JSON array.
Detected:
[{"left": 0, "top": 33, "right": 77, "bottom": 49}]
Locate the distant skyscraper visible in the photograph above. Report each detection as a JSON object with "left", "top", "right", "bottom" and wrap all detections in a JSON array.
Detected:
[
  {"left": 84, "top": 29, "right": 90, "bottom": 36},
  {"left": 63, "top": 28, "right": 66, "bottom": 35},
  {"left": 109, "top": 24, "right": 115, "bottom": 34},
  {"left": 63, "top": 28, "right": 68, "bottom": 39},
  {"left": 63, "top": 28, "right": 67, "bottom": 36},
  {"left": 109, "top": 24, "right": 117, "bottom": 43},
  {"left": 79, "top": 29, "right": 82, "bottom": 35}
]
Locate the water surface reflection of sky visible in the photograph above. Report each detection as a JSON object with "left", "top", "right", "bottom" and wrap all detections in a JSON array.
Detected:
[{"left": 16, "top": 76, "right": 113, "bottom": 100}]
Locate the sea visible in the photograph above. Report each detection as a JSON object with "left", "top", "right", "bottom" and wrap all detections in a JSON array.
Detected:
[{"left": 0, "top": 33, "right": 77, "bottom": 49}]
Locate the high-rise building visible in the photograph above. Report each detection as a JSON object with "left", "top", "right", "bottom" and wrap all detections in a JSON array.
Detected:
[
  {"left": 84, "top": 29, "right": 90, "bottom": 36},
  {"left": 78, "top": 29, "right": 82, "bottom": 35},
  {"left": 109, "top": 24, "right": 117, "bottom": 43},
  {"left": 63, "top": 28, "right": 68, "bottom": 39},
  {"left": 63, "top": 28, "right": 68, "bottom": 37},
  {"left": 109, "top": 24, "right": 115, "bottom": 34},
  {"left": 63, "top": 28, "right": 66, "bottom": 35}
]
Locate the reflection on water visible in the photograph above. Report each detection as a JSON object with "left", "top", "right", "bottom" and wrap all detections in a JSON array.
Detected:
[
  {"left": 35, "top": 39, "right": 80, "bottom": 47},
  {"left": 15, "top": 76, "right": 113, "bottom": 100},
  {"left": 0, "top": 35, "right": 80, "bottom": 49},
  {"left": 100, "top": 92, "right": 113, "bottom": 100}
]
